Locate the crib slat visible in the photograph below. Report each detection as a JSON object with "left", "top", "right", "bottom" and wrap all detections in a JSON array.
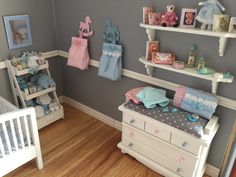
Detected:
[
  {"left": 23, "top": 115, "right": 31, "bottom": 147},
  {"left": 9, "top": 119, "right": 18, "bottom": 151},
  {"left": 16, "top": 117, "right": 25, "bottom": 149},
  {"left": 0, "top": 136, "right": 5, "bottom": 157},
  {"left": 2, "top": 122, "right": 12, "bottom": 154}
]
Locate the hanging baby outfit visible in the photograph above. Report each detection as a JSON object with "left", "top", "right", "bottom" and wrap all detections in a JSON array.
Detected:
[
  {"left": 67, "top": 16, "right": 93, "bottom": 70},
  {"left": 98, "top": 19, "right": 123, "bottom": 81}
]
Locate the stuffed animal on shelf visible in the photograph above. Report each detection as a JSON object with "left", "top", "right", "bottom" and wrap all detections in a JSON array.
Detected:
[
  {"left": 196, "top": 0, "right": 225, "bottom": 30},
  {"left": 30, "top": 73, "right": 56, "bottom": 89},
  {"left": 16, "top": 76, "right": 27, "bottom": 91},
  {"left": 161, "top": 4, "right": 178, "bottom": 27}
]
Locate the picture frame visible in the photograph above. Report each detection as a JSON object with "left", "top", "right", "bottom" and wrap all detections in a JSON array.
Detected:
[
  {"left": 180, "top": 8, "right": 197, "bottom": 28},
  {"left": 228, "top": 17, "right": 236, "bottom": 33},
  {"left": 213, "top": 14, "right": 230, "bottom": 32},
  {"left": 3, "top": 15, "right": 32, "bottom": 49},
  {"left": 146, "top": 41, "right": 159, "bottom": 61}
]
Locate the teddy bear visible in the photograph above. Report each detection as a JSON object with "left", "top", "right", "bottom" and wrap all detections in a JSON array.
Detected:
[
  {"left": 16, "top": 76, "right": 28, "bottom": 91},
  {"left": 161, "top": 4, "right": 178, "bottom": 27}
]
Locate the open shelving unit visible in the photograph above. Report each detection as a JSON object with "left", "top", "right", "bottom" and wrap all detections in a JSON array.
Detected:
[
  {"left": 140, "top": 23, "right": 236, "bottom": 56},
  {"left": 6, "top": 60, "right": 64, "bottom": 129},
  {"left": 139, "top": 57, "right": 234, "bottom": 94}
]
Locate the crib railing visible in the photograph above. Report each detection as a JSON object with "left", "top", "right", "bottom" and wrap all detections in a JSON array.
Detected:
[{"left": 0, "top": 108, "right": 38, "bottom": 157}]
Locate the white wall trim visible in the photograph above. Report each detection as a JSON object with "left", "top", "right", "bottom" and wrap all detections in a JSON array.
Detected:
[
  {"left": 1, "top": 50, "right": 236, "bottom": 111},
  {"left": 63, "top": 96, "right": 122, "bottom": 131},
  {"left": 60, "top": 95, "right": 220, "bottom": 177}
]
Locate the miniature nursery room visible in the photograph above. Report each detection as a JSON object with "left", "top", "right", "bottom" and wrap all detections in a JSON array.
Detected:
[{"left": 0, "top": 0, "right": 236, "bottom": 177}]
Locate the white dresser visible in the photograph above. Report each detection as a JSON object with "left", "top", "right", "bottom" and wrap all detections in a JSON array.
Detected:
[{"left": 117, "top": 102, "right": 219, "bottom": 177}]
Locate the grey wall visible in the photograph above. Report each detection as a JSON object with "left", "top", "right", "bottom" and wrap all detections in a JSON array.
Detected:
[
  {"left": 54, "top": 0, "right": 236, "bottom": 169},
  {"left": 0, "top": 0, "right": 63, "bottom": 101}
]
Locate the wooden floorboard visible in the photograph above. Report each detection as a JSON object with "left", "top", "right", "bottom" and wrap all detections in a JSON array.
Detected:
[{"left": 5, "top": 104, "right": 208, "bottom": 177}]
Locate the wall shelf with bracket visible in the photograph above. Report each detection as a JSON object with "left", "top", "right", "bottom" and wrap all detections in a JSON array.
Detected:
[
  {"left": 139, "top": 57, "right": 234, "bottom": 94},
  {"left": 140, "top": 23, "right": 236, "bottom": 56}
]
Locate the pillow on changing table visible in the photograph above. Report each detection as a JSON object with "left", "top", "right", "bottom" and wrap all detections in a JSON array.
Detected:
[{"left": 173, "top": 86, "right": 218, "bottom": 120}]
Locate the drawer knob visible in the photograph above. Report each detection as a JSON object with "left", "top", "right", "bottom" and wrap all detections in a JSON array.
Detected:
[
  {"left": 179, "top": 157, "right": 185, "bottom": 163},
  {"left": 129, "top": 119, "right": 135, "bottom": 124},
  {"left": 182, "top": 142, "right": 188, "bottom": 147},
  {"left": 129, "top": 132, "right": 135, "bottom": 137},
  {"left": 128, "top": 143, "right": 133, "bottom": 148},
  {"left": 176, "top": 167, "right": 182, "bottom": 173}
]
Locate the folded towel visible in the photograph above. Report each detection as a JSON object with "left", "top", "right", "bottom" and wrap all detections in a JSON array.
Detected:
[
  {"left": 125, "top": 87, "right": 144, "bottom": 104},
  {"left": 137, "top": 87, "right": 169, "bottom": 108}
]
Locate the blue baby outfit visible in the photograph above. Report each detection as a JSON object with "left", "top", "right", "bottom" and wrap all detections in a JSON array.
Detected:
[
  {"left": 180, "top": 87, "right": 218, "bottom": 119},
  {"left": 137, "top": 87, "right": 169, "bottom": 108},
  {"left": 196, "top": 0, "right": 223, "bottom": 24}
]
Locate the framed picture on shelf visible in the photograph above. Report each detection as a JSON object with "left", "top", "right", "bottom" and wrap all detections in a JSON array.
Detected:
[
  {"left": 213, "top": 14, "right": 230, "bottom": 32},
  {"left": 3, "top": 15, "right": 32, "bottom": 49},
  {"left": 180, "top": 8, "right": 197, "bottom": 28},
  {"left": 228, "top": 17, "right": 236, "bottom": 33},
  {"left": 146, "top": 41, "right": 159, "bottom": 61}
]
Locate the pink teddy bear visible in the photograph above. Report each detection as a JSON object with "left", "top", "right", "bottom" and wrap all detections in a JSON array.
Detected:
[{"left": 161, "top": 4, "right": 178, "bottom": 27}]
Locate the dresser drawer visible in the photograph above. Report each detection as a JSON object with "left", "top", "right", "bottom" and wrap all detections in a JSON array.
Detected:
[
  {"left": 145, "top": 118, "right": 171, "bottom": 142},
  {"left": 123, "top": 124, "right": 198, "bottom": 168},
  {"left": 123, "top": 113, "right": 145, "bottom": 130},
  {"left": 171, "top": 133, "right": 203, "bottom": 155},
  {"left": 122, "top": 136, "right": 194, "bottom": 177}
]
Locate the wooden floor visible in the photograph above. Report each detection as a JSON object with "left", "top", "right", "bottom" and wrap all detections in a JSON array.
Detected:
[{"left": 6, "top": 104, "right": 209, "bottom": 177}]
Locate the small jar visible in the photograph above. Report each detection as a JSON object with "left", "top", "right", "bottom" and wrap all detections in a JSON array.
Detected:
[
  {"left": 187, "top": 45, "right": 197, "bottom": 68},
  {"left": 197, "top": 57, "right": 206, "bottom": 71}
]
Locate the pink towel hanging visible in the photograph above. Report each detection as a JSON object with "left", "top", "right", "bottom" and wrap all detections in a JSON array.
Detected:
[{"left": 67, "top": 16, "right": 93, "bottom": 70}]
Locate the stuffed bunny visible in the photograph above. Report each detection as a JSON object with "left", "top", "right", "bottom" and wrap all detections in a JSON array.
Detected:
[{"left": 196, "top": 0, "right": 225, "bottom": 30}]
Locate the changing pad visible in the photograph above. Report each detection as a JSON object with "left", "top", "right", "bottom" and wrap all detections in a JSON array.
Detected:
[{"left": 124, "top": 101, "right": 209, "bottom": 138}]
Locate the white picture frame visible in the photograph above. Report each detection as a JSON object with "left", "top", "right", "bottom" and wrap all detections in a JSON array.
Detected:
[
  {"left": 180, "top": 8, "right": 197, "bottom": 28},
  {"left": 3, "top": 15, "right": 32, "bottom": 49},
  {"left": 228, "top": 17, "right": 236, "bottom": 33}
]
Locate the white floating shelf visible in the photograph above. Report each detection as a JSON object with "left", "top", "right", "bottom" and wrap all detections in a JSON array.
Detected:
[
  {"left": 140, "top": 23, "right": 236, "bottom": 56},
  {"left": 13, "top": 61, "right": 49, "bottom": 76},
  {"left": 139, "top": 57, "right": 234, "bottom": 94},
  {"left": 18, "top": 87, "right": 56, "bottom": 101}
]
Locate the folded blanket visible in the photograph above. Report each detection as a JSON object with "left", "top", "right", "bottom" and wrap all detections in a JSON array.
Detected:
[
  {"left": 137, "top": 87, "right": 169, "bottom": 108},
  {"left": 180, "top": 87, "right": 218, "bottom": 119},
  {"left": 125, "top": 87, "right": 144, "bottom": 104}
]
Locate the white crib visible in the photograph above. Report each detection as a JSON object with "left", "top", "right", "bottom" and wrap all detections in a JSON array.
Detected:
[{"left": 0, "top": 96, "right": 43, "bottom": 176}]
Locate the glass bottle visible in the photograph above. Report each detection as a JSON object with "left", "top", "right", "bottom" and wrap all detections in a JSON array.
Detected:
[
  {"left": 187, "top": 45, "right": 197, "bottom": 68},
  {"left": 197, "top": 57, "right": 206, "bottom": 71}
]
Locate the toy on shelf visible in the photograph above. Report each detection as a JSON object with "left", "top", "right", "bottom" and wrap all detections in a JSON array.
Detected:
[
  {"left": 198, "top": 67, "right": 216, "bottom": 75},
  {"left": 196, "top": 0, "right": 225, "bottom": 31},
  {"left": 161, "top": 4, "right": 178, "bottom": 27}
]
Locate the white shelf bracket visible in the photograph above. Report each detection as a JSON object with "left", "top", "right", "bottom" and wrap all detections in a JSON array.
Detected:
[
  {"left": 144, "top": 64, "right": 154, "bottom": 76},
  {"left": 146, "top": 29, "right": 155, "bottom": 41},
  {"left": 219, "top": 37, "right": 228, "bottom": 57},
  {"left": 211, "top": 81, "right": 218, "bottom": 95}
]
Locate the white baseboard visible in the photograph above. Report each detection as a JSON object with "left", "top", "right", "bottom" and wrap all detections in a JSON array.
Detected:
[
  {"left": 205, "top": 164, "right": 220, "bottom": 177},
  {"left": 62, "top": 96, "right": 122, "bottom": 131},
  {"left": 59, "top": 95, "right": 220, "bottom": 177}
]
